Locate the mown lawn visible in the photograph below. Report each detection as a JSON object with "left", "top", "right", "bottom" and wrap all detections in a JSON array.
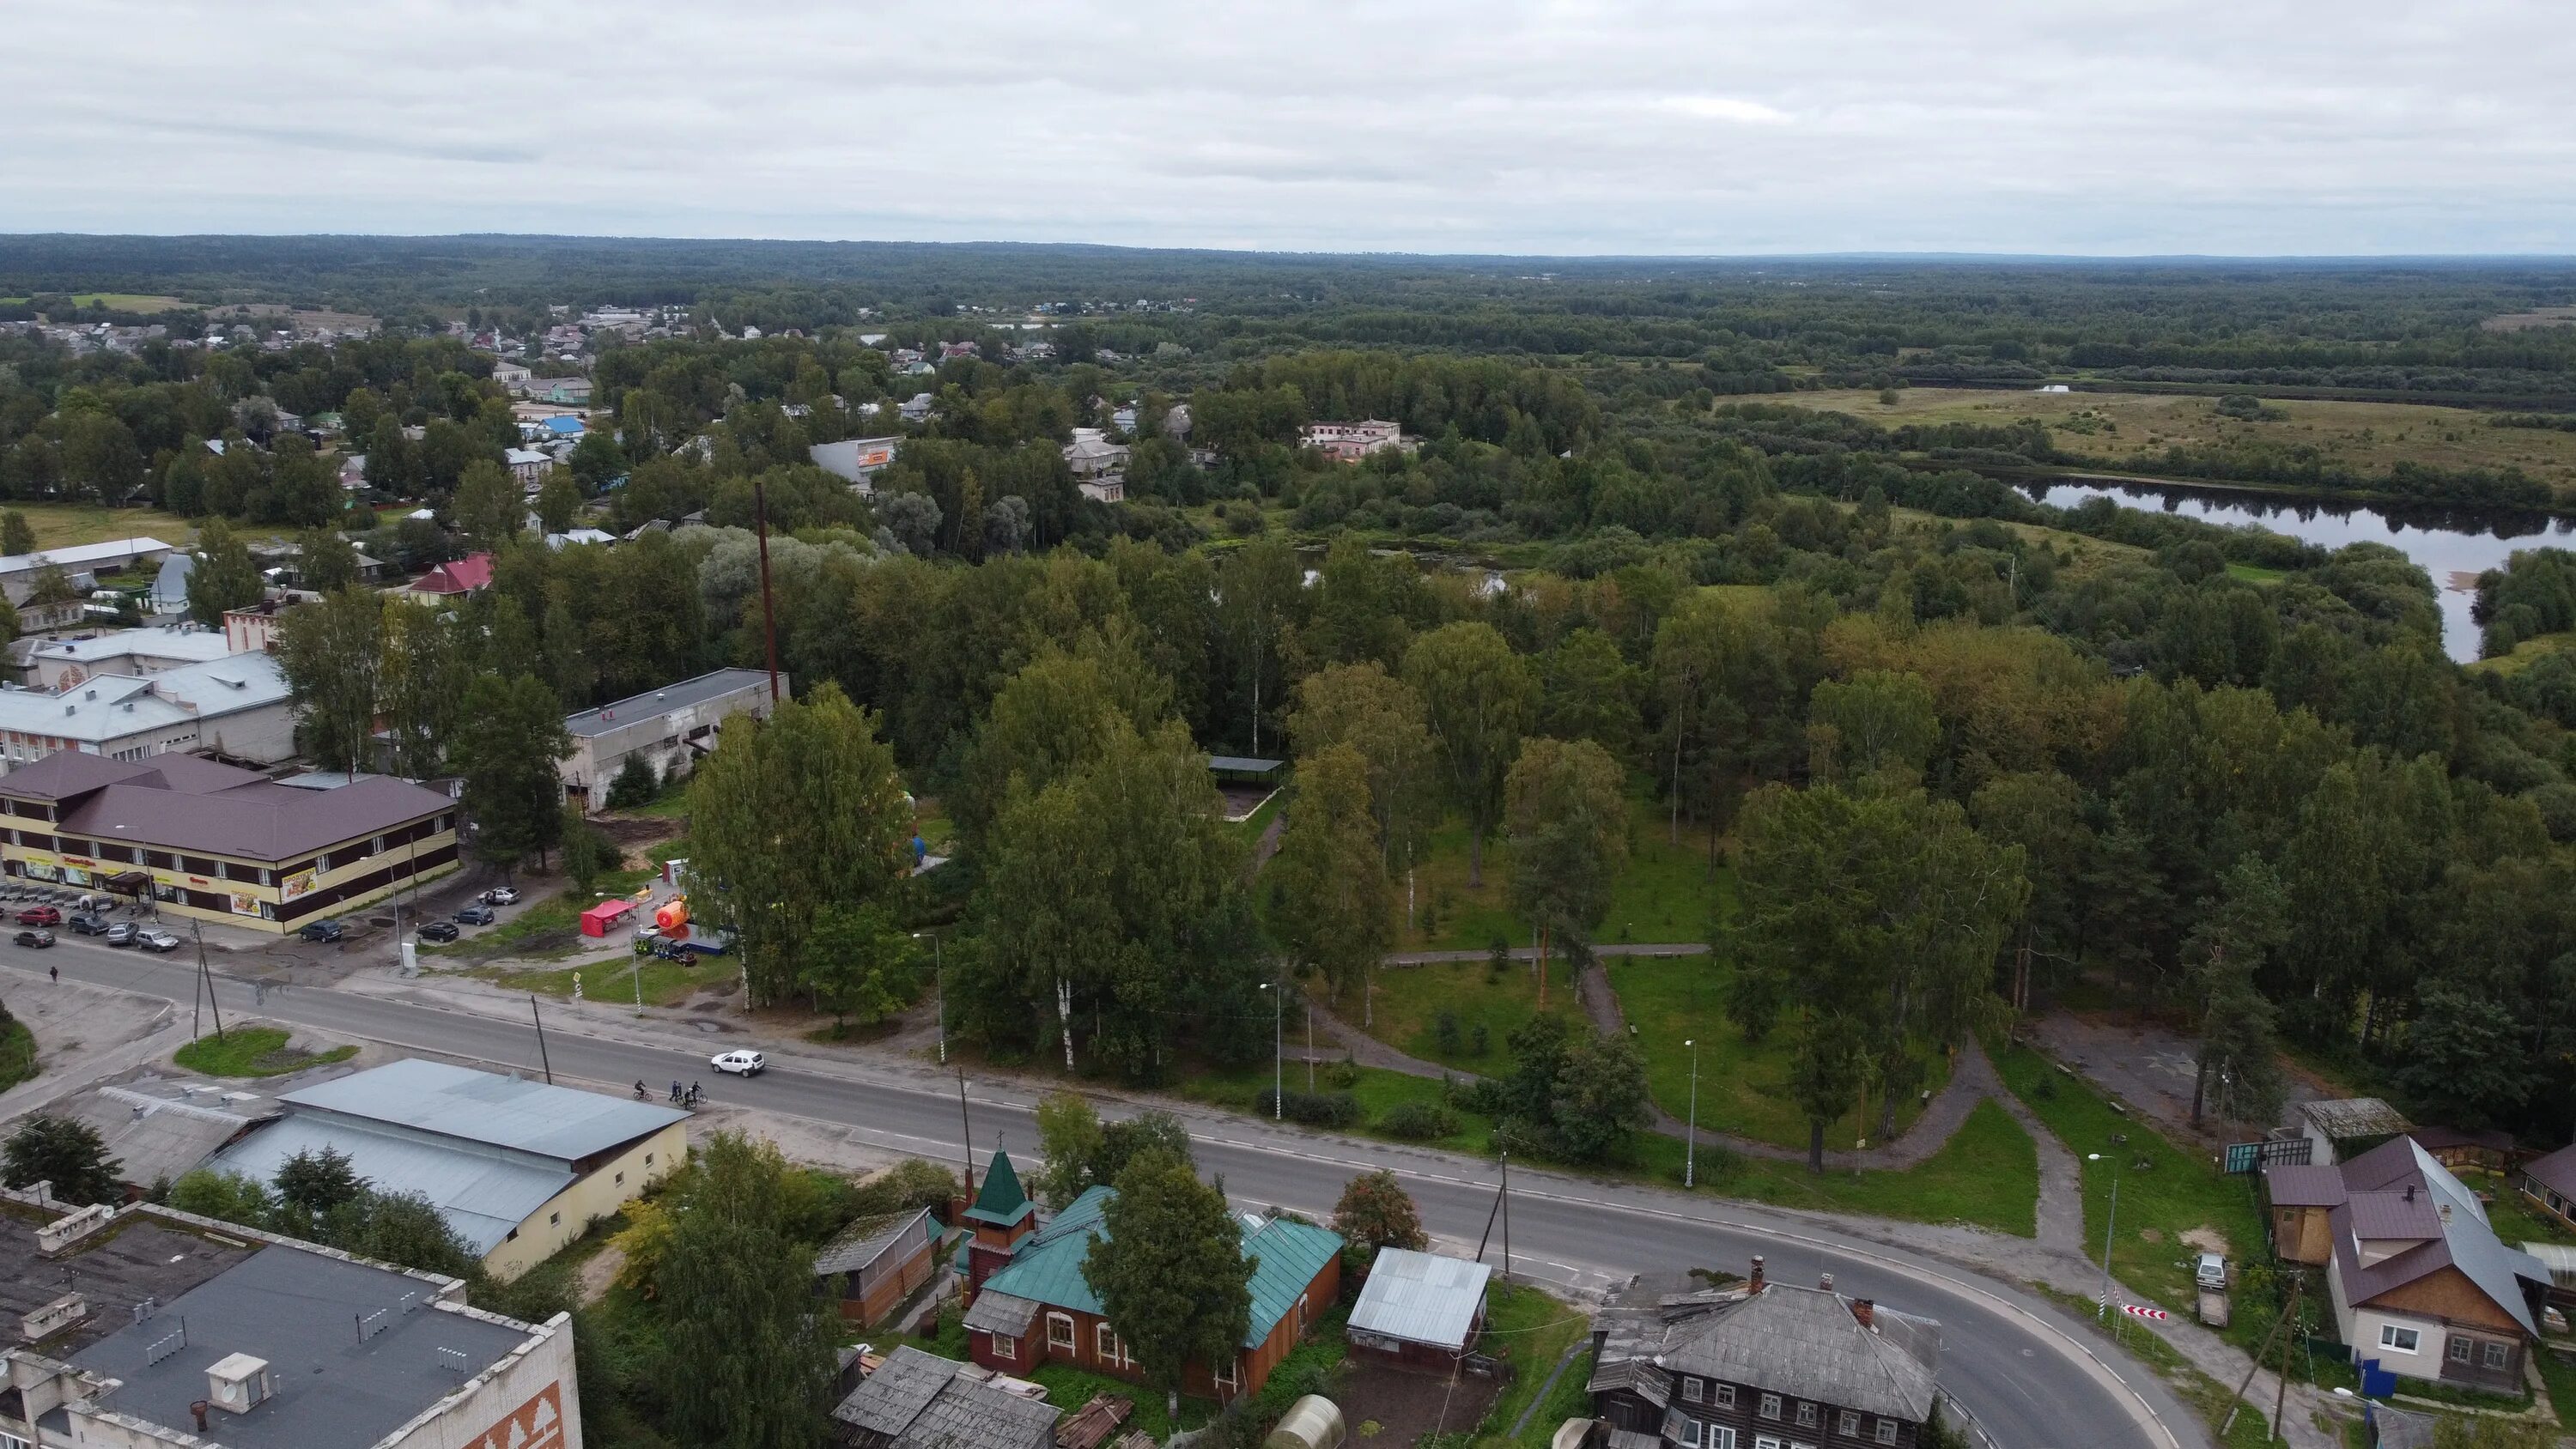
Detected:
[
  {"left": 3, "top": 504, "right": 197, "bottom": 553},
  {"left": 1359, "top": 958, "right": 1582, "bottom": 1076},
  {"left": 173, "top": 1025, "right": 356, "bottom": 1077},
  {"left": 1392, "top": 792, "right": 1727, "bottom": 953},
  {"left": 475, "top": 953, "right": 714, "bottom": 1009},
  {"left": 1180, "top": 1057, "right": 2037, "bottom": 1236},
  {"left": 1656, "top": 1099, "right": 2039, "bottom": 1237},
  {"left": 1991, "top": 1042, "right": 2265, "bottom": 1313},
  {"left": 422, "top": 835, "right": 689, "bottom": 961},
  {"left": 1607, "top": 954, "right": 1950, "bottom": 1152}
]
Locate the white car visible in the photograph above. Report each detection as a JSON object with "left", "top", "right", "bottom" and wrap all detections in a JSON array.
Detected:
[{"left": 710, "top": 1050, "right": 765, "bottom": 1077}]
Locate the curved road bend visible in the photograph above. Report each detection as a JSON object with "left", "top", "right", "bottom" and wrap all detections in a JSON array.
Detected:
[{"left": 24, "top": 943, "right": 2197, "bottom": 1449}]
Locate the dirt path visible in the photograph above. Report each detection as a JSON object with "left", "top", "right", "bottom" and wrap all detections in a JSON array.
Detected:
[{"left": 578, "top": 1244, "right": 626, "bottom": 1305}]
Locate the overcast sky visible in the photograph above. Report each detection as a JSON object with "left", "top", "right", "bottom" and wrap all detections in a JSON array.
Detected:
[{"left": 7, "top": 0, "right": 2571, "bottom": 256}]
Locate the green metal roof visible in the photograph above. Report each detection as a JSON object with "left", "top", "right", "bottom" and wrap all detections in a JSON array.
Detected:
[
  {"left": 964, "top": 1149, "right": 1035, "bottom": 1228},
  {"left": 977, "top": 1185, "right": 1342, "bottom": 1348}
]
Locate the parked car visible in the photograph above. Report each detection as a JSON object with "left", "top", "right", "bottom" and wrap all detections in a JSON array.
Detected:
[
  {"left": 105, "top": 923, "right": 138, "bottom": 948},
  {"left": 136, "top": 930, "right": 180, "bottom": 953},
  {"left": 298, "top": 919, "right": 343, "bottom": 943},
  {"left": 13, "top": 929, "right": 52, "bottom": 949},
  {"left": 710, "top": 1050, "right": 766, "bottom": 1077},
  {"left": 66, "top": 912, "right": 109, "bottom": 936},
  {"left": 478, "top": 887, "right": 520, "bottom": 906},
  {"left": 455, "top": 904, "right": 496, "bottom": 925},
  {"left": 2194, "top": 1252, "right": 2228, "bottom": 1291},
  {"left": 416, "top": 920, "right": 459, "bottom": 943},
  {"left": 15, "top": 906, "right": 60, "bottom": 927}
]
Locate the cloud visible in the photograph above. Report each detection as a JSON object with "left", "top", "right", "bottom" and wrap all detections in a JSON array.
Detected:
[
  {"left": 0, "top": 0, "right": 2568, "bottom": 253},
  {"left": 1659, "top": 96, "right": 1791, "bottom": 125}
]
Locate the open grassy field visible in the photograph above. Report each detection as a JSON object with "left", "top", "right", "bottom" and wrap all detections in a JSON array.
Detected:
[
  {"left": 1392, "top": 793, "right": 1726, "bottom": 954},
  {"left": 2464, "top": 629, "right": 2576, "bottom": 676},
  {"left": 172, "top": 1025, "right": 356, "bottom": 1077},
  {"left": 3, "top": 504, "right": 197, "bottom": 552},
  {"left": 1991, "top": 1041, "right": 2266, "bottom": 1316},
  {"left": 1356, "top": 957, "right": 1581, "bottom": 1076},
  {"left": 1470, "top": 1283, "right": 1595, "bottom": 1449},
  {"left": 0, "top": 294, "right": 190, "bottom": 312},
  {"left": 1797, "top": 386, "right": 2576, "bottom": 488},
  {"left": 1608, "top": 954, "right": 1950, "bottom": 1151}
]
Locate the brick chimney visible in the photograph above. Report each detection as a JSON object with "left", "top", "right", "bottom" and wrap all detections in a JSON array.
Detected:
[
  {"left": 1748, "top": 1256, "right": 1765, "bottom": 1293},
  {"left": 1852, "top": 1299, "right": 1875, "bottom": 1330}
]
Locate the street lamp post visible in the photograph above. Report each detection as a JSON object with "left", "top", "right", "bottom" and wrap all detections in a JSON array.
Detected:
[
  {"left": 1684, "top": 1039, "right": 1699, "bottom": 1188},
  {"left": 1259, "top": 979, "right": 1281, "bottom": 1120},
  {"left": 2087, "top": 1151, "right": 2122, "bottom": 1319}
]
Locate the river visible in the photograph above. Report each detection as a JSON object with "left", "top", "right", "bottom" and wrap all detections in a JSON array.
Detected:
[{"left": 2018, "top": 476, "right": 2576, "bottom": 663}]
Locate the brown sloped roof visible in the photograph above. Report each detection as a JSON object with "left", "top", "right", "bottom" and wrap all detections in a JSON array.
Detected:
[
  {"left": 2523, "top": 1144, "right": 2576, "bottom": 1200},
  {"left": 2263, "top": 1163, "right": 2348, "bottom": 1209},
  {"left": 59, "top": 773, "right": 453, "bottom": 862}
]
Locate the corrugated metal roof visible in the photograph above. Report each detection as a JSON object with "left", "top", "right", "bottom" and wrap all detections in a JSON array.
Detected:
[
  {"left": 2347, "top": 1190, "right": 2443, "bottom": 1241},
  {"left": 1350, "top": 1248, "right": 1492, "bottom": 1350},
  {"left": 211, "top": 1114, "right": 569, "bottom": 1256},
  {"left": 975, "top": 1186, "right": 1343, "bottom": 1348},
  {"left": 2263, "top": 1162, "right": 2347, "bottom": 1208},
  {"left": 278, "top": 1059, "right": 687, "bottom": 1161},
  {"left": 564, "top": 668, "right": 775, "bottom": 738},
  {"left": 817, "top": 1208, "right": 939, "bottom": 1276}
]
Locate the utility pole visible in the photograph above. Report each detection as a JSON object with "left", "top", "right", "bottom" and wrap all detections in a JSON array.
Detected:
[
  {"left": 1499, "top": 1149, "right": 1512, "bottom": 1283},
  {"left": 2219, "top": 1273, "right": 2302, "bottom": 1439},
  {"left": 956, "top": 1064, "right": 976, "bottom": 1201},
  {"left": 1305, "top": 1005, "right": 1314, "bottom": 1094},
  {"left": 191, "top": 922, "right": 222, "bottom": 1041},
  {"left": 751, "top": 473, "right": 782, "bottom": 706},
  {"left": 916, "top": 931, "right": 946, "bottom": 1064},
  {"left": 529, "top": 994, "right": 552, "bottom": 1084},
  {"left": 2088, "top": 1151, "right": 2120, "bottom": 1319}
]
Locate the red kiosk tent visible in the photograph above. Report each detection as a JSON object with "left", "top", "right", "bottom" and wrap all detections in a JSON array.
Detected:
[{"left": 580, "top": 897, "right": 638, "bottom": 937}]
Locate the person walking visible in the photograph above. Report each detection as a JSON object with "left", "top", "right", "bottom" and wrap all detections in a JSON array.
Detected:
[
  {"left": 47, "top": 964, "right": 58, "bottom": 984},
  {"left": 669, "top": 1079, "right": 682, "bottom": 1103}
]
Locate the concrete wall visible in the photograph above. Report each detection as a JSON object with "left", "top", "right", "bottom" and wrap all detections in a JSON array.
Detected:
[
  {"left": 560, "top": 677, "right": 782, "bottom": 812},
  {"left": 483, "top": 1121, "right": 687, "bottom": 1282},
  {"left": 381, "top": 1308, "right": 582, "bottom": 1449}
]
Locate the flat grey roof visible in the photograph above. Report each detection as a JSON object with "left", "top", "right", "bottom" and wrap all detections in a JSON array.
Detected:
[
  {"left": 276, "top": 1059, "right": 688, "bottom": 1162},
  {"left": 67, "top": 1245, "right": 532, "bottom": 1449},
  {"left": 0, "top": 1204, "right": 254, "bottom": 1354},
  {"left": 1206, "top": 755, "right": 1283, "bottom": 776},
  {"left": 565, "top": 668, "right": 775, "bottom": 737}
]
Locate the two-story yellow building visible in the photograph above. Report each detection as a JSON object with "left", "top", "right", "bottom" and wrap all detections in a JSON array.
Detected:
[{"left": 0, "top": 749, "right": 459, "bottom": 933}]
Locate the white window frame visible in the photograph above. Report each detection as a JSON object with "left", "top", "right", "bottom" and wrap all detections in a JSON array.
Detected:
[
  {"left": 1795, "top": 1403, "right": 1816, "bottom": 1428},
  {"left": 2380, "top": 1324, "right": 2421, "bottom": 1354},
  {"left": 1715, "top": 1385, "right": 1737, "bottom": 1409},
  {"left": 2448, "top": 1336, "right": 2472, "bottom": 1364},
  {"left": 1212, "top": 1357, "right": 1239, "bottom": 1395},
  {"left": 1760, "top": 1395, "right": 1783, "bottom": 1422},
  {"left": 1711, "top": 1429, "right": 1737, "bottom": 1449},
  {"left": 1838, "top": 1412, "right": 1860, "bottom": 1438},
  {"left": 1755, "top": 1438, "right": 1782, "bottom": 1449},
  {"left": 2484, "top": 1341, "right": 2511, "bottom": 1369},
  {"left": 3, "top": 1429, "right": 33, "bottom": 1449},
  {"left": 1874, "top": 1421, "right": 1898, "bottom": 1446},
  {"left": 1681, "top": 1420, "right": 1703, "bottom": 1447},
  {"left": 1682, "top": 1379, "right": 1704, "bottom": 1405},
  {"left": 991, "top": 1334, "right": 1017, "bottom": 1362},
  {"left": 1096, "top": 1322, "right": 1129, "bottom": 1367},
  {"left": 1048, "top": 1313, "right": 1076, "bottom": 1351}
]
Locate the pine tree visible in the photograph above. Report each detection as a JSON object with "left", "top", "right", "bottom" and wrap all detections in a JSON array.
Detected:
[{"left": 656, "top": 1133, "right": 838, "bottom": 1449}]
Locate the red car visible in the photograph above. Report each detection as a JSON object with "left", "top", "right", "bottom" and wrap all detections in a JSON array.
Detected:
[{"left": 14, "top": 906, "right": 59, "bottom": 926}]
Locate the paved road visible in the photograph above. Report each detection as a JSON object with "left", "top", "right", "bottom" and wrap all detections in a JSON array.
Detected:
[{"left": 26, "top": 939, "right": 2198, "bottom": 1449}]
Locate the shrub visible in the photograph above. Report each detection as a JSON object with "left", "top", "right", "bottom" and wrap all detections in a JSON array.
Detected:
[
  {"left": 1379, "top": 1100, "right": 1459, "bottom": 1140},
  {"left": 1434, "top": 1010, "right": 1462, "bottom": 1056},
  {"left": 605, "top": 755, "right": 659, "bottom": 809},
  {"left": 1320, "top": 1058, "right": 1361, "bottom": 1090},
  {"left": 1257, "top": 1088, "right": 1363, "bottom": 1128},
  {"left": 1470, "top": 1023, "right": 1491, "bottom": 1056}
]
